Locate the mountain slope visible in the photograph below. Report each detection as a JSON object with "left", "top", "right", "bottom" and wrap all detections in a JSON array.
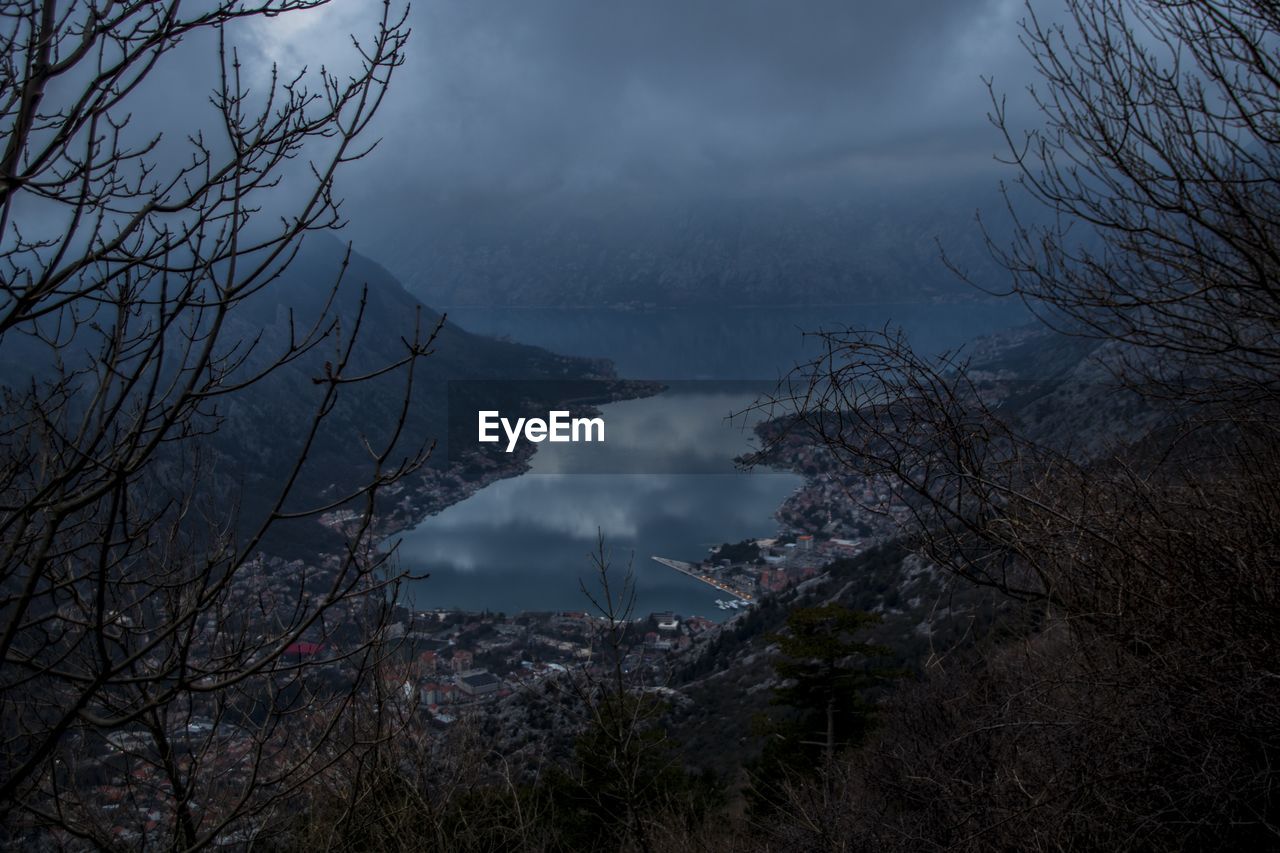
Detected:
[
  {"left": 359, "top": 192, "right": 1014, "bottom": 307},
  {"left": 198, "top": 236, "right": 622, "bottom": 548}
]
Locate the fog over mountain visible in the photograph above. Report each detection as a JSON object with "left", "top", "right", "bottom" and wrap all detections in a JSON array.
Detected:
[
  {"left": 355, "top": 186, "right": 1017, "bottom": 307},
  {"left": 233, "top": 0, "right": 1039, "bottom": 305},
  {"left": 79, "top": 1, "right": 1044, "bottom": 307}
]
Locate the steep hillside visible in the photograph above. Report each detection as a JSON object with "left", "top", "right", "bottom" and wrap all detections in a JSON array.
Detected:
[
  {"left": 663, "top": 325, "right": 1165, "bottom": 776},
  {"left": 186, "top": 236, "right": 628, "bottom": 550}
]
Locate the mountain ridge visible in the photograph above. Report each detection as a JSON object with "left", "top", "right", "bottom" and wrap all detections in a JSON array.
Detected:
[{"left": 356, "top": 192, "right": 1016, "bottom": 308}]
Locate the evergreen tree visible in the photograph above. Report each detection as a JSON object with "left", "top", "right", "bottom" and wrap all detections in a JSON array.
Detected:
[{"left": 748, "top": 604, "right": 893, "bottom": 813}]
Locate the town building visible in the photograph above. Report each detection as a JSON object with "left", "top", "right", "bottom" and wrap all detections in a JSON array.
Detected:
[{"left": 457, "top": 669, "right": 501, "bottom": 697}]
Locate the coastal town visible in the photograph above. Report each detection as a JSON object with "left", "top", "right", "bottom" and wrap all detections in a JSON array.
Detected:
[
  {"left": 319, "top": 455, "right": 907, "bottom": 725},
  {"left": 278, "top": 433, "right": 913, "bottom": 725},
  {"left": 49, "top": 414, "right": 915, "bottom": 846}
]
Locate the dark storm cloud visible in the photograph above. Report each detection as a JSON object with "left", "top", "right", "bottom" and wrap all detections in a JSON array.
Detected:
[
  {"left": 12, "top": 0, "right": 1040, "bottom": 259},
  {"left": 244, "top": 0, "right": 1036, "bottom": 214}
]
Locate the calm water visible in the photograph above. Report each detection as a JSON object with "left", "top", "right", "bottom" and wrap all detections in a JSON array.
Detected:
[
  {"left": 395, "top": 385, "right": 802, "bottom": 619},
  {"left": 395, "top": 301, "right": 1028, "bottom": 618}
]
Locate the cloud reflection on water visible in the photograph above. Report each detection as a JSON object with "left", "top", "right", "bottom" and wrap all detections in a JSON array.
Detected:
[{"left": 396, "top": 390, "right": 801, "bottom": 616}]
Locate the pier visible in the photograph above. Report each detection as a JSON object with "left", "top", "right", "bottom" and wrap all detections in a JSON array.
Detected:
[{"left": 651, "top": 556, "right": 753, "bottom": 601}]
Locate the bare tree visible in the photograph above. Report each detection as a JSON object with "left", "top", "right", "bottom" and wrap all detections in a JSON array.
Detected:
[
  {"left": 278, "top": 535, "right": 709, "bottom": 853},
  {"left": 565, "top": 536, "right": 666, "bottom": 853},
  {"left": 974, "top": 0, "right": 1280, "bottom": 409},
  {"left": 0, "top": 0, "right": 435, "bottom": 847},
  {"left": 748, "top": 1, "right": 1280, "bottom": 847}
]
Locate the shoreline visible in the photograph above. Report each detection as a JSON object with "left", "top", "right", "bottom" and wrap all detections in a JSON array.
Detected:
[
  {"left": 359, "top": 377, "right": 666, "bottom": 543},
  {"left": 376, "top": 392, "right": 808, "bottom": 623}
]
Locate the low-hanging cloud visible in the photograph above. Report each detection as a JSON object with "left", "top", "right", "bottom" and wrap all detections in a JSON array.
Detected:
[{"left": 237, "top": 1, "right": 1037, "bottom": 217}]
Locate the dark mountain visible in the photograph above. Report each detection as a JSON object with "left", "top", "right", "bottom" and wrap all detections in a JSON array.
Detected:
[
  {"left": 356, "top": 190, "right": 1015, "bottom": 308},
  {"left": 190, "top": 236, "right": 625, "bottom": 548}
]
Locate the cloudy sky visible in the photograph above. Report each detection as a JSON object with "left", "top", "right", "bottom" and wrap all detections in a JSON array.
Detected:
[{"left": 243, "top": 0, "right": 1038, "bottom": 223}]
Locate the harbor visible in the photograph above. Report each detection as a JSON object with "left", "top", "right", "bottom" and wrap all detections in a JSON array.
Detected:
[{"left": 651, "top": 555, "right": 755, "bottom": 604}]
